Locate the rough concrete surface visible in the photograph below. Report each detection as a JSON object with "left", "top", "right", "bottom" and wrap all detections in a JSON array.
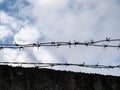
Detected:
[{"left": 0, "top": 65, "right": 120, "bottom": 90}]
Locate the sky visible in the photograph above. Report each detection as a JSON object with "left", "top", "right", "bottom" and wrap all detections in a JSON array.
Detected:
[{"left": 0, "top": 0, "right": 120, "bottom": 76}]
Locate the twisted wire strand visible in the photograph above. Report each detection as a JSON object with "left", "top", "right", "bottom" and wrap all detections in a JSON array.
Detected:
[
  {"left": 0, "top": 38, "right": 120, "bottom": 50},
  {"left": 0, "top": 62, "right": 120, "bottom": 69}
]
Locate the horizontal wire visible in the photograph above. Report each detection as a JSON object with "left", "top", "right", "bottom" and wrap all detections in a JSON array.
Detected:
[
  {"left": 0, "top": 38, "right": 119, "bottom": 69},
  {"left": 0, "top": 62, "right": 120, "bottom": 69},
  {"left": 0, "top": 38, "right": 120, "bottom": 50}
]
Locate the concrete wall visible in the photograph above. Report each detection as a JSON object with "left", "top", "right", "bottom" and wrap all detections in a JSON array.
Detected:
[{"left": 0, "top": 65, "right": 120, "bottom": 90}]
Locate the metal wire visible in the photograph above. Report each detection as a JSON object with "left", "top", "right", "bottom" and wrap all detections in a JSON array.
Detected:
[
  {"left": 0, "top": 38, "right": 120, "bottom": 50},
  {"left": 0, "top": 62, "right": 120, "bottom": 69},
  {"left": 0, "top": 38, "right": 119, "bottom": 70}
]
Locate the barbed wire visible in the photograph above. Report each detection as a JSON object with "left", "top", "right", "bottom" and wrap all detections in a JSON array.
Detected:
[
  {"left": 0, "top": 38, "right": 120, "bottom": 50},
  {"left": 0, "top": 62, "right": 120, "bottom": 69}
]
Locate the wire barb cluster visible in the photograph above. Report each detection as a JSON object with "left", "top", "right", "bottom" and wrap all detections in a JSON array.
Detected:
[
  {"left": 0, "top": 62, "right": 120, "bottom": 69},
  {"left": 0, "top": 38, "right": 120, "bottom": 50}
]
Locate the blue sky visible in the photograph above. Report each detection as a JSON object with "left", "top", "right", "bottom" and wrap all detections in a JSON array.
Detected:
[{"left": 0, "top": 0, "right": 120, "bottom": 76}]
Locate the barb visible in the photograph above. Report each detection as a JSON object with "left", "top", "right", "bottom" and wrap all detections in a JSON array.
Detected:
[
  {"left": 0, "top": 38, "right": 120, "bottom": 50},
  {"left": 0, "top": 62, "right": 120, "bottom": 69}
]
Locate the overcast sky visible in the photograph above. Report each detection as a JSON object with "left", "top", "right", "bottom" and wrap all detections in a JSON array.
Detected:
[{"left": 0, "top": 0, "right": 120, "bottom": 76}]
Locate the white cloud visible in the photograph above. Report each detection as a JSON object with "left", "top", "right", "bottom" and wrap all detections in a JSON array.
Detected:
[
  {"left": 0, "top": 11, "right": 24, "bottom": 42},
  {"left": 32, "top": 47, "right": 57, "bottom": 63},
  {"left": 14, "top": 25, "right": 42, "bottom": 43},
  {"left": 25, "top": 0, "right": 120, "bottom": 75},
  {"left": 29, "top": 0, "right": 68, "bottom": 8},
  {"left": 0, "top": 25, "right": 13, "bottom": 41},
  {"left": 0, "top": 49, "right": 32, "bottom": 62},
  {"left": 0, "top": 0, "right": 120, "bottom": 75}
]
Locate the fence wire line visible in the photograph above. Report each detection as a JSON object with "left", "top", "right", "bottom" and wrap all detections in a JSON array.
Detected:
[
  {"left": 0, "top": 38, "right": 120, "bottom": 50},
  {"left": 0, "top": 62, "right": 120, "bottom": 69}
]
